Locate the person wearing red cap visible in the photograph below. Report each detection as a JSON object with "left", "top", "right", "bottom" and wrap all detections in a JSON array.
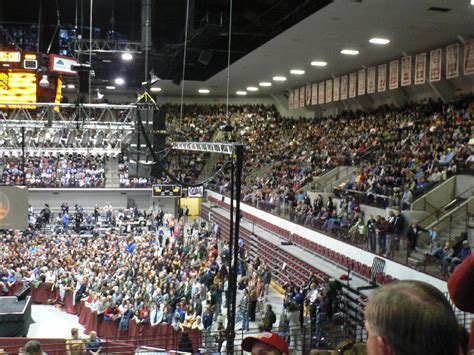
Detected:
[{"left": 241, "top": 332, "right": 289, "bottom": 355}]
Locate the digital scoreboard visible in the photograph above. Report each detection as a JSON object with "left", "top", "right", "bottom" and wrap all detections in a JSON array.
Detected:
[
  {"left": 0, "top": 51, "right": 38, "bottom": 70},
  {"left": 152, "top": 184, "right": 182, "bottom": 197}
]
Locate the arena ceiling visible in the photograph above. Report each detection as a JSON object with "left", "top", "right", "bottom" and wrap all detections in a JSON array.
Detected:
[{"left": 1, "top": 0, "right": 473, "bottom": 98}]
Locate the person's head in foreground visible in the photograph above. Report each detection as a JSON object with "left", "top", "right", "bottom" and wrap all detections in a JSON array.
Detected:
[
  {"left": 364, "top": 280, "right": 459, "bottom": 355},
  {"left": 242, "top": 332, "right": 289, "bottom": 355},
  {"left": 23, "top": 340, "right": 43, "bottom": 355}
]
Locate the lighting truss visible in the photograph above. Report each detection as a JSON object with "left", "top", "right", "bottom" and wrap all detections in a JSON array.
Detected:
[
  {"left": 0, "top": 148, "right": 121, "bottom": 157},
  {"left": 171, "top": 141, "right": 239, "bottom": 155},
  {"left": 73, "top": 39, "right": 141, "bottom": 55}
]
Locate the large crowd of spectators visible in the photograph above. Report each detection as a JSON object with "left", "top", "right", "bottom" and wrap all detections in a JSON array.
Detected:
[{"left": 0, "top": 155, "right": 105, "bottom": 187}]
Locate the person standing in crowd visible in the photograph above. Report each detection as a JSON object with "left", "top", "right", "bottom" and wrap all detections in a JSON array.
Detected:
[
  {"left": 393, "top": 210, "right": 404, "bottom": 251},
  {"left": 262, "top": 304, "right": 277, "bottom": 331},
  {"left": 406, "top": 222, "right": 426, "bottom": 255},
  {"left": 93, "top": 204, "right": 100, "bottom": 224},
  {"left": 104, "top": 202, "right": 112, "bottom": 224},
  {"left": 366, "top": 215, "right": 377, "bottom": 253},
  {"left": 365, "top": 280, "right": 459, "bottom": 355},
  {"left": 239, "top": 288, "right": 251, "bottom": 331},
  {"left": 65, "top": 327, "right": 86, "bottom": 355}
]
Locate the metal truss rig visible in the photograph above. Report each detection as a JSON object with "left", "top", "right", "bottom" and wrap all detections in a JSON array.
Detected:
[
  {"left": 0, "top": 102, "right": 136, "bottom": 127},
  {"left": 171, "top": 141, "right": 241, "bottom": 155},
  {"left": 73, "top": 39, "right": 141, "bottom": 55}
]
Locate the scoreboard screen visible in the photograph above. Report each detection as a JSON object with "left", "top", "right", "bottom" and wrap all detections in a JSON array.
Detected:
[
  {"left": 0, "top": 70, "right": 37, "bottom": 108},
  {"left": 152, "top": 184, "right": 182, "bottom": 197}
]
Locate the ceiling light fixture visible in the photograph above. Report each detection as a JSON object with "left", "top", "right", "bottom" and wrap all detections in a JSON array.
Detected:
[
  {"left": 247, "top": 86, "right": 258, "bottom": 91},
  {"left": 259, "top": 82, "right": 272, "bottom": 87},
  {"left": 150, "top": 87, "right": 162, "bottom": 92},
  {"left": 67, "top": 84, "right": 75, "bottom": 89},
  {"left": 369, "top": 38, "right": 390, "bottom": 45},
  {"left": 115, "top": 77, "right": 125, "bottom": 85},
  {"left": 341, "top": 49, "right": 359, "bottom": 55},
  {"left": 236, "top": 90, "right": 247, "bottom": 95},
  {"left": 290, "top": 69, "right": 305, "bottom": 75},
  {"left": 106, "top": 86, "right": 116, "bottom": 90},
  {"left": 122, "top": 52, "right": 133, "bottom": 61},
  {"left": 272, "top": 76, "right": 287, "bottom": 81},
  {"left": 311, "top": 61, "right": 327, "bottom": 67},
  {"left": 198, "top": 89, "right": 210, "bottom": 94}
]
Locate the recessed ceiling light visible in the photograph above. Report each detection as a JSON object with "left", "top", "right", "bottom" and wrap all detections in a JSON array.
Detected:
[
  {"left": 311, "top": 61, "right": 327, "bottom": 67},
  {"left": 471, "top": 0, "right": 474, "bottom": 5},
  {"left": 369, "top": 38, "right": 390, "bottom": 45},
  {"left": 122, "top": 52, "right": 133, "bottom": 61},
  {"left": 67, "top": 84, "right": 75, "bottom": 89},
  {"left": 259, "top": 82, "right": 272, "bottom": 87},
  {"left": 105, "top": 86, "right": 116, "bottom": 90},
  {"left": 272, "top": 76, "right": 287, "bottom": 81},
  {"left": 115, "top": 77, "right": 125, "bottom": 85},
  {"left": 290, "top": 69, "right": 305, "bottom": 75},
  {"left": 102, "top": 59, "right": 112, "bottom": 63},
  {"left": 236, "top": 90, "right": 247, "bottom": 95},
  {"left": 247, "top": 86, "right": 258, "bottom": 91},
  {"left": 151, "top": 87, "right": 162, "bottom": 92},
  {"left": 198, "top": 89, "right": 210, "bottom": 94},
  {"left": 341, "top": 49, "right": 359, "bottom": 55}
]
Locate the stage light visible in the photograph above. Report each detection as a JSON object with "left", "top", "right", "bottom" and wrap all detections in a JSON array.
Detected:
[
  {"left": 150, "top": 87, "right": 162, "bottom": 92},
  {"left": 106, "top": 86, "right": 116, "bottom": 90},
  {"left": 122, "top": 52, "right": 133, "bottom": 61},
  {"left": 39, "top": 75, "right": 50, "bottom": 88},
  {"left": 115, "top": 77, "right": 125, "bottom": 85}
]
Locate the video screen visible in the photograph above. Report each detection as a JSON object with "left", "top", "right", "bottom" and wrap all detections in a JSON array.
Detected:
[{"left": 0, "top": 186, "right": 28, "bottom": 230}]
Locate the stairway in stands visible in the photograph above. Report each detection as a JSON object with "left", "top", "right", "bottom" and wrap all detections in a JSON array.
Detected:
[{"left": 105, "top": 157, "right": 120, "bottom": 188}]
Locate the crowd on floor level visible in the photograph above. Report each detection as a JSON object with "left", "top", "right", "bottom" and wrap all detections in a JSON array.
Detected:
[{"left": 0, "top": 203, "right": 354, "bottom": 351}]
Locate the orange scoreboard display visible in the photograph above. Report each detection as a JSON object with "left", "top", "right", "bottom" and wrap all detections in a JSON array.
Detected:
[{"left": 0, "top": 51, "right": 38, "bottom": 108}]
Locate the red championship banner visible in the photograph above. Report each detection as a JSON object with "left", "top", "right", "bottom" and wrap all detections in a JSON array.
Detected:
[
  {"left": 389, "top": 60, "right": 399, "bottom": 90},
  {"left": 288, "top": 91, "right": 294, "bottom": 109},
  {"left": 357, "top": 69, "right": 366, "bottom": 96},
  {"left": 464, "top": 40, "right": 474, "bottom": 75},
  {"left": 311, "top": 83, "right": 318, "bottom": 105},
  {"left": 446, "top": 43, "right": 459, "bottom": 79},
  {"left": 333, "top": 77, "right": 340, "bottom": 101},
  {"left": 305, "top": 83, "right": 311, "bottom": 106},
  {"left": 293, "top": 88, "right": 299, "bottom": 108},
  {"left": 349, "top": 72, "right": 357, "bottom": 98},
  {"left": 325, "top": 79, "right": 333, "bottom": 103},
  {"left": 299, "top": 86, "right": 305, "bottom": 107},
  {"left": 367, "top": 67, "right": 376, "bottom": 94},
  {"left": 340, "top": 75, "right": 348, "bottom": 100},
  {"left": 401, "top": 56, "right": 411, "bottom": 86},
  {"left": 377, "top": 64, "right": 387, "bottom": 92},
  {"left": 318, "top": 82, "right": 325, "bottom": 104},
  {"left": 429, "top": 48, "right": 442, "bottom": 82},
  {"left": 415, "top": 53, "right": 426, "bottom": 85}
]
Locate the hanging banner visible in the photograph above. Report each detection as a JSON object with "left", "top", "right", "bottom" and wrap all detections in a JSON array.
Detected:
[
  {"left": 293, "top": 88, "right": 299, "bottom": 108},
  {"left": 446, "top": 43, "right": 459, "bottom": 79},
  {"left": 357, "top": 69, "right": 366, "bottom": 96},
  {"left": 340, "top": 75, "right": 348, "bottom": 100},
  {"left": 325, "top": 79, "right": 333, "bottom": 103},
  {"left": 415, "top": 53, "right": 426, "bottom": 85},
  {"left": 429, "top": 48, "right": 442, "bottom": 82},
  {"left": 401, "top": 56, "right": 412, "bottom": 86},
  {"left": 367, "top": 66, "right": 376, "bottom": 94},
  {"left": 299, "top": 86, "right": 305, "bottom": 107},
  {"left": 305, "top": 83, "right": 311, "bottom": 106},
  {"left": 333, "top": 77, "right": 340, "bottom": 101},
  {"left": 377, "top": 64, "right": 387, "bottom": 92},
  {"left": 318, "top": 82, "right": 325, "bottom": 104},
  {"left": 288, "top": 91, "right": 293, "bottom": 109},
  {"left": 464, "top": 40, "right": 474, "bottom": 75},
  {"left": 311, "top": 83, "right": 318, "bottom": 105},
  {"left": 389, "top": 60, "right": 399, "bottom": 90},
  {"left": 349, "top": 72, "right": 357, "bottom": 98}
]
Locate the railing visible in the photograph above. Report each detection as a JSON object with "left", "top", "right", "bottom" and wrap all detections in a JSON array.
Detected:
[{"left": 427, "top": 197, "right": 473, "bottom": 241}]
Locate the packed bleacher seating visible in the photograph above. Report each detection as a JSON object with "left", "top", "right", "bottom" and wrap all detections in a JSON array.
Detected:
[{"left": 0, "top": 154, "right": 105, "bottom": 187}]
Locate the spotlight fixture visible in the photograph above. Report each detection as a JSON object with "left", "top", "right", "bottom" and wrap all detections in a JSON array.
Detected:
[
  {"left": 311, "top": 61, "right": 327, "bottom": 67},
  {"left": 369, "top": 38, "right": 390, "bottom": 45},
  {"left": 198, "top": 89, "right": 210, "bottom": 94},
  {"left": 272, "top": 76, "right": 287, "bottom": 81},
  {"left": 39, "top": 75, "right": 50, "bottom": 88},
  {"left": 236, "top": 90, "right": 247, "bottom": 95},
  {"left": 341, "top": 49, "right": 359, "bottom": 55},
  {"left": 290, "top": 69, "right": 305, "bottom": 75},
  {"left": 115, "top": 77, "right": 125, "bottom": 85},
  {"left": 96, "top": 90, "right": 104, "bottom": 100},
  {"left": 67, "top": 84, "right": 75, "bottom": 89},
  {"left": 122, "top": 52, "right": 133, "bottom": 61},
  {"left": 150, "top": 87, "right": 162, "bottom": 92},
  {"left": 259, "top": 82, "right": 272, "bottom": 87}
]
